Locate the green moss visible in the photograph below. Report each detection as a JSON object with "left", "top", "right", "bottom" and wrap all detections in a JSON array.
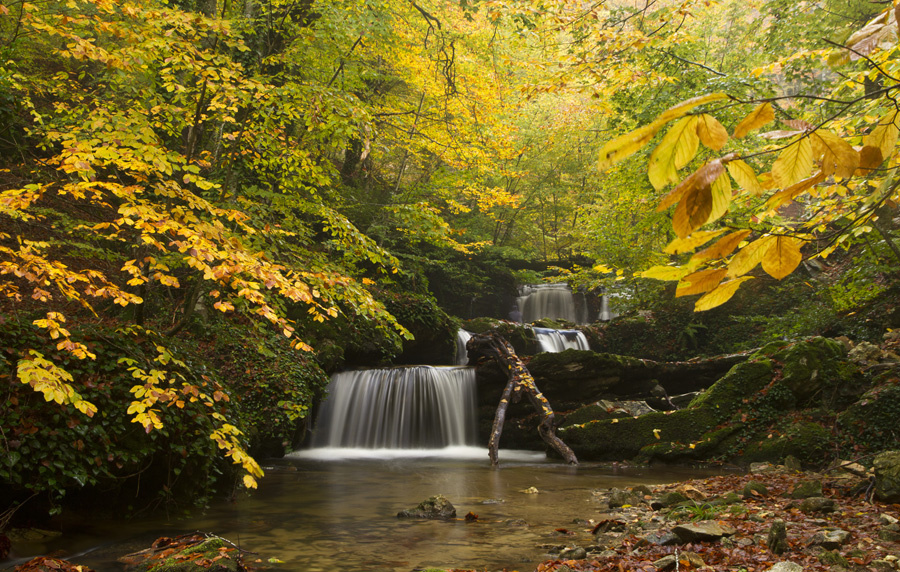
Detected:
[
  {"left": 837, "top": 384, "right": 900, "bottom": 455},
  {"left": 741, "top": 421, "right": 831, "bottom": 468},
  {"left": 771, "top": 337, "right": 848, "bottom": 404},
  {"left": 687, "top": 359, "right": 775, "bottom": 419},
  {"left": 148, "top": 538, "right": 239, "bottom": 572}
]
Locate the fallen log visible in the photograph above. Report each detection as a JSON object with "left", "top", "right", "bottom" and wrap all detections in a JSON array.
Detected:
[{"left": 467, "top": 331, "right": 577, "bottom": 466}]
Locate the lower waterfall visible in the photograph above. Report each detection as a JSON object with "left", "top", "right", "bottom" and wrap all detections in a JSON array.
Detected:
[
  {"left": 309, "top": 366, "right": 478, "bottom": 450},
  {"left": 533, "top": 328, "right": 590, "bottom": 352}
]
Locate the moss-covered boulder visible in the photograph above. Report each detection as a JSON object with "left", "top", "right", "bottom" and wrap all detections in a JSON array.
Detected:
[
  {"left": 740, "top": 421, "right": 832, "bottom": 467},
  {"left": 837, "top": 382, "right": 900, "bottom": 455},
  {"left": 462, "top": 319, "right": 539, "bottom": 356},
  {"left": 873, "top": 451, "right": 900, "bottom": 503},
  {"left": 119, "top": 534, "right": 242, "bottom": 572}
]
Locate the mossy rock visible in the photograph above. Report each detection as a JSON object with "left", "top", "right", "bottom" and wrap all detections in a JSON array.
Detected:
[
  {"left": 837, "top": 384, "right": 900, "bottom": 455},
  {"left": 144, "top": 538, "right": 239, "bottom": 572},
  {"left": 769, "top": 337, "right": 856, "bottom": 406},
  {"left": 461, "top": 319, "right": 538, "bottom": 356},
  {"left": 687, "top": 359, "right": 775, "bottom": 419},
  {"left": 562, "top": 403, "right": 631, "bottom": 426},
  {"left": 741, "top": 421, "right": 831, "bottom": 468},
  {"left": 742, "top": 481, "right": 769, "bottom": 499},
  {"left": 873, "top": 450, "right": 900, "bottom": 503}
]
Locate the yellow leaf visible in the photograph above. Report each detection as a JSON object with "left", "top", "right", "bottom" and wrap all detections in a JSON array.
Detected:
[
  {"left": 648, "top": 117, "right": 700, "bottom": 190},
  {"left": 691, "top": 230, "right": 752, "bottom": 263},
  {"left": 858, "top": 145, "right": 883, "bottom": 174},
  {"left": 812, "top": 131, "right": 859, "bottom": 178},
  {"left": 638, "top": 265, "right": 692, "bottom": 281},
  {"left": 726, "top": 235, "right": 775, "bottom": 278},
  {"left": 696, "top": 114, "right": 729, "bottom": 151},
  {"left": 726, "top": 160, "right": 764, "bottom": 196},
  {"left": 676, "top": 268, "right": 728, "bottom": 297},
  {"left": 764, "top": 171, "right": 826, "bottom": 212},
  {"left": 243, "top": 474, "right": 258, "bottom": 489},
  {"left": 694, "top": 276, "right": 755, "bottom": 311},
  {"left": 706, "top": 170, "right": 732, "bottom": 225},
  {"left": 733, "top": 102, "right": 775, "bottom": 138},
  {"left": 599, "top": 93, "right": 727, "bottom": 169},
  {"left": 761, "top": 236, "right": 804, "bottom": 280},
  {"left": 864, "top": 111, "right": 900, "bottom": 160},
  {"left": 652, "top": 428, "right": 662, "bottom": 439},
  {"left": 664, "top": 230, "right": 726, "bottom": 254},
  {"left": 772, "top": 136, "right": 813, "bottom": 187}
]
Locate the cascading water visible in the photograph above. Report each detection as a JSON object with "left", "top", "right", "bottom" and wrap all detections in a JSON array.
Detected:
[
  {"left": 456, "top": 329, "right": 473, "bottom": 365},
  {"left": 516, "top": 283, "right": 588, "bottom": 324},
  {"left": 309, "top": 366, "right": 477, "bottom": 450},
  {"left": 533, "top": 327, "right": 590, "bottom": 353}
]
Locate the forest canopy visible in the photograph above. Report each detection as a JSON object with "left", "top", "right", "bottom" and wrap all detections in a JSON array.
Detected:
[{"left": 0, "top": 0, "right": 895, "bottom": 498}]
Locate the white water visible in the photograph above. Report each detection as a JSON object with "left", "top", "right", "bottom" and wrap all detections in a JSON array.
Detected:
[
  {"left": 309, "top": 366, "right": 477, "bottom": 450},
  {"left": 455, "top": 329, "right": 473, "bottom": 365},
  {"left": 516, "top": 283, "right": 588, "bottom": 324},
  {"left": 533, "top": 327, "right": 590, "bottom": 353}
]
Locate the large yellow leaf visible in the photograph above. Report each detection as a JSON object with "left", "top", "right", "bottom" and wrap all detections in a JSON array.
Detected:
[
  {"left": 648, "top": 117, "right": 700, "bottom": 190},
  {"left": 706, "top": 170, "right": 732, "bottom": 225},
  {"left": 764, "top": 171, "right": 826, "bottom": 212},
  {"left": 733, "top": 102, "right": 775, "bottom": 138},
  {"left": 599, "top": 93, "right": 728, "bottom": 169},
  {"left": 726, "top": 160, "right": 763, "bottom": 195},
  {"left": 673, "top": 184, "right": 713, "bottom": 239},
  {"left": 691, "top": 230, "right": 751, "bottom": 263},
  {"left": 772, "top": 136, "right": 813, "bottom": 187},
  {"left": 863, "top": 112, "right": 900, "bottom": 161},
  {"left": 657, "top": 93, "right": 729, "bottom": 124},
  {"left": 697, "top": 114, "right": 729, "bottom": 151},
  {"left": 857, "top": 145, "right": 884, "bottom": 174},
  {"left": 726, "top": 235, "right": 775, "bottom": 278},
  {"left": 664, "top": 229, "right": 726, "bottom": 254},
  {"left": 694, "top": 277, "right": 755, "bottom": 311},
  {"left": 638, "top": 265, "right": 692, "bottom": 281},
  {"left": 761, "top": 236, "right": 803, "bottom": 280},
  {"left": 599, "top": 123, "right": 664, "bottom": 170},
  {"left": 812, "top": 130, "right": 859, "bottom": 179},
  {"left": 657, "top": 159, "right": 725, "bottom": 213},
  {"left": 675, "top": 268, "right": 728, "bottom": 297}
]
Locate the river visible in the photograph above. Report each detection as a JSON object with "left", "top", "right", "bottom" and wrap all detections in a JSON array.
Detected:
[{"left": 3, "top": 448, "right": 722, "bottom": 572}]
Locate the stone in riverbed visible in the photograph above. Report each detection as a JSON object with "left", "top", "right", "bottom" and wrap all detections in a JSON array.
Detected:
[
  {"left": 797, "top": 497, "right": 835, "bottom": 514},
  {"left": 788, "top": 480, "right": 823, "bottom": 499},
  {"left": 809, "top": 528, "right": 851, "bottom": 549},
  {"left": 765, "top": 562, "right": 803, "bottom": 572},
  {"left": 608, "top": 487, "right": 642, "bottom": 508},
  {"left": 397, "top": 494, "right": 456, "bottom": 519},
  {"left": 742, "top": 481, "right": 769, "bottom": 499},
  {"left": 559, "top": 546, "right": 587, "bottom": 560},
  {"left": 672, "top": 521, "right": 736, "bottom": 543}
]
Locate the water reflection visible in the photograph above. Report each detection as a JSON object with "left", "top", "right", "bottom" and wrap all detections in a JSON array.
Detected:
[{"left": 3, "top": 452, "right": 723, "bottom": 572}]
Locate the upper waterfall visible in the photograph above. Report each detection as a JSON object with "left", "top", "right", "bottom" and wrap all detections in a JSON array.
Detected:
[{"left": 516, "top": 283, "right": 589, "bottom": 324}]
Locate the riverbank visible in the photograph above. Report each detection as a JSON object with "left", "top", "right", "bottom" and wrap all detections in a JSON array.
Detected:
[{"left": 527, "top": 462, "right": 900, "bottom": 572}]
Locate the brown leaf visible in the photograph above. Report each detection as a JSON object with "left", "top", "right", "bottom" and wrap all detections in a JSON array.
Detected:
[
  {"left": 857, "top": 145, "right": 884, "bottom": 174},
  {"left": 691, "top": 230, "right": 752, "bottom": 263},
  {"left": 783, "top": 119, "right": 815, "bottom": 132},
  {"left": 675, "top": 268, "right": 728, "bottom": 297}
]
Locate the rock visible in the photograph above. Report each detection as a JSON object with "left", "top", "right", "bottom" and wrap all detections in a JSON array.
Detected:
[
  {"left": 672, "top": 521, "right": 736, "bottom": 543},
  {"left": 798, "top": 497, "right": 835, "bottom": 514},
  {"left": 880, "top": 514, "right": 899, "bottom": 525},
  {"left": 750, "top": 462, "right": 776, "bottom": 474},
  {"left": 559, "top": 547, "right": 587, "bottom": 560},
  {"left": 878, "top": 526, "right": 900, "bottom": 542},
  {"left": 506, "top": 519, "right": 529, "bottom": 527},
  {"left": 521, "top": 486, "right": 540, "bottom": 494},
  {"left": 765, "top": 562, "right": 803, "bottom": 572},
  {"left": 818, "top": 551, "right": 849, "bottom": 567},
  {"left": 681, "top": 552, "right": 705, "bottom": 567},
  {"left": 608, "top": 488, "right": 641, "bottom": 508},
  {"left": 631, "top": 484, "right": 653, "bottom": 496},
  {"left": 119, "top": 534, "right": 241, "bottom": 572},
  {"left": 810, "top": 528, "right": 851, "bottom": 549},
  {"left": 783, "top": 455, "right": 802, "bottom": 472},
  {"left": 650, "top": 491, "right": 690, "bottom": 510},
  {"left": 871, "top": 560, "right": 896, "bottom": 572},
  {"left": 638, "top": 531, "right": 681, "bottom": 546},
  {"left": 848, "top": 341, "right": 883, "bottom": 363},
  {"left": 767, "top": 519, "right": 789, "bottom": 555},
  {"left": 397, "top": 494, "right": 456, "bottom": 519},
  {"left": 743, "top": 481, "right": 769, "bottom": 499},
  {"left": 653, "top": 555, "right": 677, "bottom": 570},
  {"left": 788, "top": 480, "right": 823, "bottom": 499},
  {"left": 874, "top": 450, "right": 900, "bottom": 503},
  {"left": 676, "top": 484, "right": 707, "bottom": 501}
]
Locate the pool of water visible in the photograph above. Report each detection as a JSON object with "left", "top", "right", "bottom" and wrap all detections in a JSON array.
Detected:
[{"left": 3, "top": 448, "right": 722, "bottom": 572}]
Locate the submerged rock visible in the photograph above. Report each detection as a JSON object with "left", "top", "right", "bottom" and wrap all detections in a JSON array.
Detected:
[{"left": 397, "top": 494, "right": 457, "bottom": 519}]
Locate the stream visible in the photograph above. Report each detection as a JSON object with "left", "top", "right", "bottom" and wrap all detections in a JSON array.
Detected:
[{"left": 3, "top": 448, "right": 723, "bottom": 572}]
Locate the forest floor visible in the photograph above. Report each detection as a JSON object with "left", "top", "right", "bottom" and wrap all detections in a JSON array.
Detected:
[{"left": 518, "top": 466, "right": 900, "bottom": 572}]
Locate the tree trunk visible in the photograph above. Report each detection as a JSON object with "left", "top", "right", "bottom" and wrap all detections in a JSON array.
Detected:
[{"left": 466, "top": 331, "right": 577, "bottom": 466}]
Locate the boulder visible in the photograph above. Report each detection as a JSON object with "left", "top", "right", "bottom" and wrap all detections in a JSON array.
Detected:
[
  {"left": 788, "top": 480, "right": 823, "bottom": 499},
  {"left": 743, "top": 481, "right": 769, "bottom": 499},
  {"left": 119, "top": 534, "right": 241, "bottom": 572},
  {"left": 797, "top": 497, "right": 835, "bottom": 514},
  {"left": 607, "top": 488, "right": 642, "bottom": 508},
  {"left": 672, "top": 521, "right": 736, "bottom": 543},
  {"left": 874, "top": 450, "right": 900, "bottom": 503},
  {"left": 809, "top": 528, "right": 851, "bottom": 549},
  {"left": 397, "top": 494, "right": 457, "bottom": 519}
]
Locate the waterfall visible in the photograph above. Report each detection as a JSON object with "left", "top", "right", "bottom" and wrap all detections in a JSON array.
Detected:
[
  {"left": 516, "top": 283, "right": 587, "bottom": 324},
  {"left": 533, "top": 327, "right": 590, "bottom": 353},
  {"left": 599, "top": 294, "right": 613, "bottom": 321},
  {"left": 310, "top": 366, "right": 477, "bottom": 449},
  {"left": 455, "top": 329, "right": 473, "bottom": 365}
]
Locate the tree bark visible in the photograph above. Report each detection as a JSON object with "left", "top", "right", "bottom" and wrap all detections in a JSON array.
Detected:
[{"left": 467, "top": 331, "right": 577, "bottom": 466}]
